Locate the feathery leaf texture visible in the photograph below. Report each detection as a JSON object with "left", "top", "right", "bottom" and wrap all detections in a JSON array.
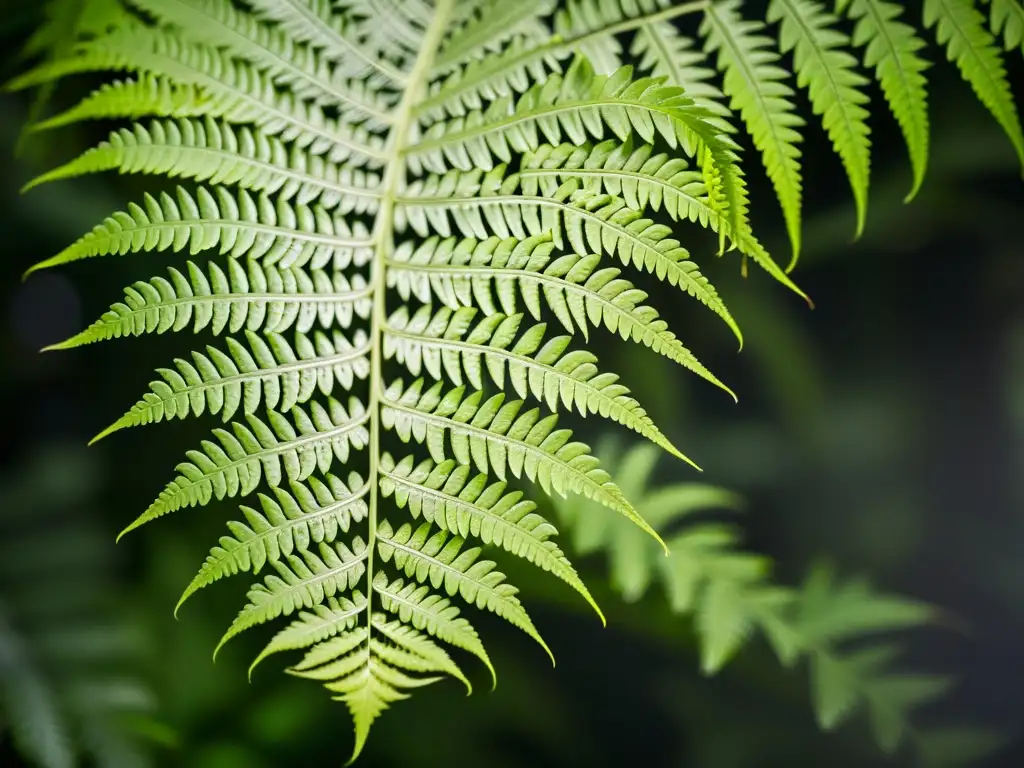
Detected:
[
  {"left": 12, "top": 0, "right": 1019, "bottom": 759},
  {"left": 923, "top": 0, "right": 1024, "bottom": 172}
]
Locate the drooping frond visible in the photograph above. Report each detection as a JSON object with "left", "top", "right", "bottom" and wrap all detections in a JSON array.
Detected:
[
  {"left": 768, "top": 0, "right": 872, "bottom": 237},
  {"left": 15, "top": 0, "right": 1011, "bottom": 758},
  {"left": 923, "top": 0, "right": 1024, "bottom": 171},
  {"left": 986, "top": 0, "right": 1024, "bottom": 53},
  {"left": 702, "top": 0, "right": 805, "bottom": 266},
  {"left": 837, "top": 0, "right": 931, "bottom": 200}
]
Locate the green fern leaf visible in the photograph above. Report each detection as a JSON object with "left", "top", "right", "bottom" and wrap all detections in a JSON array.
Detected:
[
  {"left": 20, "top": 0, "right": 1002, "bottom": 756},
  {"left": 26, "top": 185, "right": 374, "bottom": 277},
  {"left": 119, "top": 397, "right": 369, "bottom": 538},
  {"left": 28, "top": 75, "right": 212, "bottom": 133},
  {"left": 923, "top": 0, "right": 1024, "bottom": 172},
  {"left": 24, "top": 118, "right": 383, "bottom": 214},
  {"left": 378, "top": 452, "right": 600, "bottom": 620},
  {"left": 837, "top": 0, "right": 931, "bottom": 201},
  {"left": 552, "top": 442, "right": 951, "bottom": 759},
  {"left": 217, "top": 539, "right": 368, "bottom": 653},
  {"left": 768, "top": 0, "right": 872, "bottom": 237},
  {"left": 375, "top": 518, "right": 552, "bottom": 661},
  {"left": 45, "top": 260, "right": 371, "bottom": 351},
  {"left": 702, "top": 0, "right": 805, "bottom": 267},
  {"left": 387, "top": 235, "right": 734, "bottom": 390},
  {"left": 372, "top": 571, "right": 495, "bottom": 685},
  {"left": 178, "top": 472, "right": 369, "bottom": 611},
  {"left": 986, "top": 0, "right": 1024, "bottom": 53},
  {"left": 380, "top": 378, "right": 666, "bottom": 551},
  {"left": 96, "top": 328, "right": 370, "bottom": 439},
  {"left": 383, "top": 305, "right": 691, "bottom": 462}
]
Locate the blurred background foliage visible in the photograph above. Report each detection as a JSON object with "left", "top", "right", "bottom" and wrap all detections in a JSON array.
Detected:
[{"left": 1, "top": 1, "right": 1023, "bottom": 766}]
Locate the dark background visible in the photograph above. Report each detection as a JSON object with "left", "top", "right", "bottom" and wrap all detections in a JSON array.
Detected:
[{"left": 0, "top": 2, "right": 1022, "bottom": 766}]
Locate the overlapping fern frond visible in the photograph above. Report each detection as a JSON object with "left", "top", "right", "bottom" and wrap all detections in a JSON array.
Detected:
[
  {"left": 0, "top": 446, "right": 158, "bottom": 768},
  {"left": 552, "top": 441, "right": 998, "bottom": 764},
  {"left": 9, "top": 0, "right": 1021, "bottom": 760}
]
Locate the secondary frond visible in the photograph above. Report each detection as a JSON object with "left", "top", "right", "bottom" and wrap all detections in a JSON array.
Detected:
[
  {"left": 553, "top": 441, "right": 954, "bottom": 761},
  {"left": 924, "top": 0, "right": 1024, "bottom": 171}
]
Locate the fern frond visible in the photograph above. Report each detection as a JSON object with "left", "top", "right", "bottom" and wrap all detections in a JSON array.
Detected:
[
  {"left": 178, "top": 473, "right": 369, "bottom": 612},
  {"left": 372, "top": 572, "right": 494, "bottom": 685},
  {"left": 217, "top": 538, "right": 368, "bottom": 652},
  {"left": 837, "top": 0, "right": 931, "bottom": 201},
  {"left": 119, "top": 397, "right": 369, "bottom": 538},
  {"left": 432, "top": 0, "right": 551, "bottom": 75},
  {"left": 245, "top": 0, "right": 407, "bottom": 83},
  {"left": 10, "top": 27, "right": 388, "bottom": 165},
  {"left": 631, "top": 19, "right": 731, "bottom": 123},
  {"left": 26, "top": 185, "right": 374, "bottom": 277},
  {"left": 285, "top": 616, "right": 461, "bottom": 764},
  {"left": 25, "top": 118, "right": 382, "bottom": 214},
  {"left": 96, "top": 328, "right": 371, "bottom": 439},
  {"left": 387, "top": 234, "right": 732, "bottom": 394},
  {"left": 46, "top": 260, "right": 372, "bottom": 351},
  {"left": 986, "top": 0, "right": 1024, "bottom": 53},
  {"left": 27, "top": 0, "right": 995, "bottom": 755},
  {"left": 399, "top": 170, "right": 742, "bottom": 345},
  {"left": 375, "top": 518, "right": 552, "bottom": 661},
  {"left": 251, "top": 592, "right": 367, "bottom": 673},
  {"left": 380, "top": 378, "right": 667, "bottom": 551},
  {"left": 768, "top": 0, "right": 872, "bottom": 237},
  {"left": 410, "top": 56, "right": 746, "bottom": 238},
  {"left": 702, "top": 0, "right": 805, "bottom": 267},
  {"left": 383, "top": 305, "right": 690, "bottom": 462},
  {"left": 554, "top": 441, "right": 954, "bottom": 760},
  {"left": 924, "top": 0, "right": 1024, "bottom": 171},
  {"left": 338, "top": 0, "right": 429, "bottom": 59},
  {"left": 127, "top": 0, "right": 394, "bottom": 124},
  {"left": 28, "top": 75, "right": 211, "bottom": 132},
  {"left": 379, "top": 451, "right": 599, "bottom": 619}
]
